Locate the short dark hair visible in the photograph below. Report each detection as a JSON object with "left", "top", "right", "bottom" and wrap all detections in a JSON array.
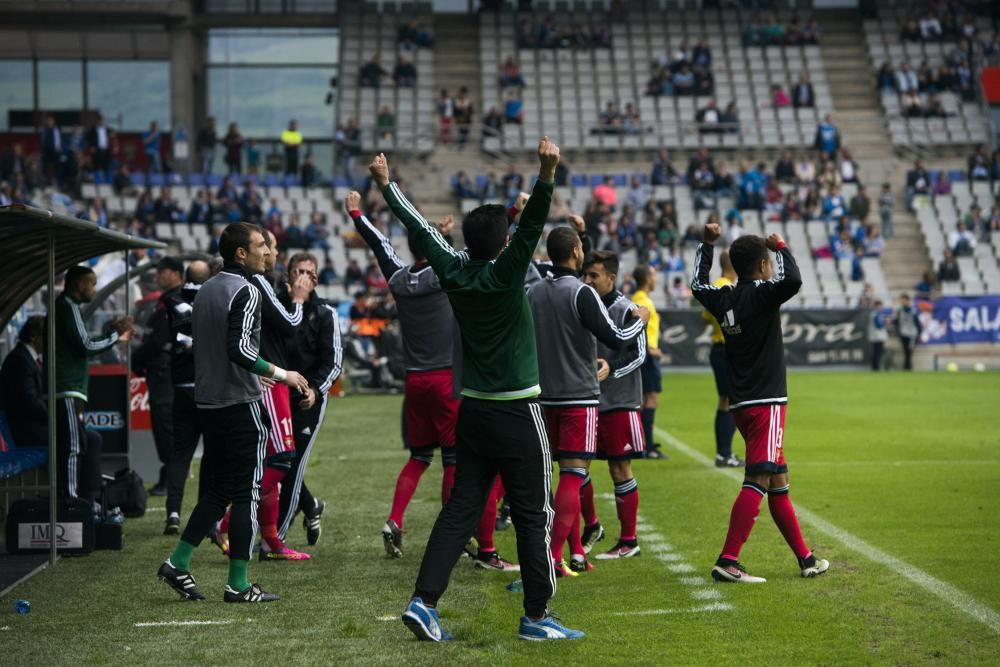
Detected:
[
  {"left": 729, "top": 235, "right": 769, "bottom": 279},
  {"left": 407, "top": 233, "right": 426, "bottom": 262},
  {"left": 462, "top": 204, "right": 508, "bottom": 261},
  {"left": 219, "top": 222, "right": 259, "bottom": 263},
  {"left": 18, "top": 315, "right": 44, "bottom": 344},
  {"left": 633, "top": 264, "right": 652, "bottom": 289},
  {"left": 288, "top": 251, "right": 318, "bottom": 274},
  {"left": 64, "top": 265, "right": 95, "bottom": 292},
  {"left": 583, "top": 250, "right": 619, "bottom": 277},
  {"left": 546, "top": 226, "right": 580, "bottom": 263}
]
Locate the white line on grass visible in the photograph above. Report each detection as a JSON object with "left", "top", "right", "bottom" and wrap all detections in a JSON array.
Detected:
[
  {"left": 134, "top": 620, "right": 234, "bottom": 628},
  {"left": 614, "top": 602, "right": 733, "bottom": 616},
  {"left": 691, "top": 589, "right": 723, "bottom": 601},
  {"left": 654, "top": 426, "right": 1000, "bottom": 635},
  {"left": 376, "top": 615, "right": 397, "bottom": 622},
  {"left": 678, "top": 577, "right": 708, "bottom": 586}
]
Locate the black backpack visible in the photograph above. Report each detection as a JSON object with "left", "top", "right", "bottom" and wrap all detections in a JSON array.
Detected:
[{"left": 102, "top": 469, "right": 147, "bottom": 518}]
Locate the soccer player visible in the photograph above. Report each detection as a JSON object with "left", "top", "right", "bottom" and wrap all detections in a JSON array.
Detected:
[
  {"left": 54, "top": 266, "right": 133, "bottom": 509},
  {"left": 529, "top": 229, "right": 648, "bottom": 576},
  {"left": 701, "top": 250, "right": 744, "bottom": 468},
  {"left": 371, "top": 141, "right": 583, "bottom": 641},
  {"left": 276, "top": 251, "right": 342, "bottom": 547},
  {"left": 162, "top": 259, "right": 211, "bottom": 536},
  {"left": 581, "top": 250, "right": 647, "bottom": 560},
  {"left": 691, "top": 223, "right": 830, "bottom": 583},
  {"left": 157, "top": 222, "right": 310, "bottom": 603},
  {"left": 347, "top": 193, "right": 515, "bottom": 571},
  {"left": 631, "top": 265, "right": 666, "bottom": 459}
]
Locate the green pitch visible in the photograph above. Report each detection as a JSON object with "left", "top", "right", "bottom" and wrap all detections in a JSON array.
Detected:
[{"left": 3, "top": 372, "right": 998, "bottom": 665}]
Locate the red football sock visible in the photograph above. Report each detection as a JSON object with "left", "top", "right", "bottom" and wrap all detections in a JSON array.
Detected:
[
  {"left": 219, "top": 509, "right": 230, "bottom": 535},
  {"left": 721, "top": 482, "right": 766, "bottom": 560},
  {"left": 551, "top": 470, "right": 586, "bottom": 562},
  {"left": 260, "top": 467, "right": 286, "bottom": 552},
  {"left": 389, "top": 457, "right": 430, "bottom": 528},
  {"left": 614, "top": 478, "right": 639, "bottom": 542},
  {"left": 475, "top": 476, "right": 502, "bottom": 551},
  {"left": 580, "top": 476, "right": 598, "bottom": 528},
  {"left": 568, "top": 512, "right": 584, "bottom": 558},
  {"left": 441, "top": 464, "right": 456, "bottom": 505},
  {"left": 768, "top": 486, "right": 811, "bottom": 559}
]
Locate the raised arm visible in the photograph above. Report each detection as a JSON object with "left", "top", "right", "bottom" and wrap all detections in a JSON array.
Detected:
[
  {"left": 605, "top": 304, "right": 647, "bottom": 379},
  {"left": 60, "top": 298, "right": 121, "bottom": 356},
  {"left": 371, "top": 153, "right": 463, "bottom": 279},
  {"left": 753, "top": 233, "right": 803, "bottom": 309},
  {"left": 227, "top": 283, "right": 309, "bottom": 392},
  {"left": 312, "top": 303, "right": 344, "bottom": 395},
  {"left": 493, "top": 137, "right": 560, "bottom": 286},
  {"left": 690, "top": 223, "right": 727, "bottom": 316},
  {"left": 252, "top": 274, "right": 303, "bottom": 338},
  {"left": 575, "top": 284, "right": 647, "bottom": 350},
  {"left": 346, "top": 190, "right": 406, "bottom": 280}
]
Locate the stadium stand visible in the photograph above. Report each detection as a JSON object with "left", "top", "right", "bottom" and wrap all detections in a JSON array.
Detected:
[{"left": 864, "top": 10, "right": 994, "bottom": 147}]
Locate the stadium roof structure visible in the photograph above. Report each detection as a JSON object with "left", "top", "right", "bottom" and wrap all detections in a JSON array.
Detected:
[
  {"left": 0, "top": 203, "right": 164, "bottom": 567},
  {"left": 0, "top": 204, "right": 165, "bottom": 331}
]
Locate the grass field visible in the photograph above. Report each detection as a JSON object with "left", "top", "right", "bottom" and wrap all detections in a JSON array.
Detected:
[{"left": 2, "top": 371, "right": 999, "bottom": 665}]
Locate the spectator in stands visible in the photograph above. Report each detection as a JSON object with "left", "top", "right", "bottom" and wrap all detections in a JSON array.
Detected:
[
  {"left": 246, "top": 138, "right": 261, "bottom": 174},
  {"left": 818, "top": 160, "right": 842, "bottom": 191},
  {"left": 599, "top": 101, "right": 622, "bottom": 134},
  {"left": 504, "top": 90, "right": 523, "bottom": 124},
  {"left": 878, "top": 183, "right": 895, "bottom": 239},
  {"left": 281, "top": 119, "right": 302, "bottom": 176},
  {"left": 868, "top": 300, "right": 888, "bottom": 371},
  {"left": 592, "top": 22, "right": 612, "bottom": 49},
  {"left": 197, "top": 116, "right": 217, "bottom": 175},
  {"left": 187, "top": 189, "right": 213, "bottom": 228},
  {"left": 932, "top": 172, "right": 952, "bottom": 198},
  {"left": 830, "top": 227, "right": 853, "bottom": 259},
  {"left": 86, "top": 115, "right": 112, "bottom": 180},
  {"left": 376, "top": 106, "right": 396, "bottom": 142},
  {"left": 987, "top": 206, "right": 1000, "bottom": 239},
  {"left": 781, "top": 191, "right": 801, "bottom": 223},
  {"left": 300, "top": 154, "right": 318, "bottom": 188},
  {"left": 764, "top": 180, "right": 784, "bottom": 219},
  {"left": 901, "top": 17, "right": 921, "bottom": 42},
  {"left": 901, "top": 90, "right": 923, "bottom": 117},
  {"left": 691, "top": 160, "right": 717, "bottom": 210},
  {"left": 499, "top": 57, "right": 526, "bottom": 89},
  {"left": 738, "top": 161, "right": 766, "bottom": 212},
  {"left": 537, "top": 14, "right": 561, "bottom": 48},
  {"left": 938, "top": 249, "right": 961, "bottom": 282},
  {"left": 482, "top": 106, "right": 503, "bottom": 140},
  {"left": 397, "top": 19, "right": 433, "bottom": 49},
  {"left": 723, "top": 210, "right": 744, "bottom": 246},
  {"left": 216, "top": 175, "right": 238, "bottom": 204},
  {"left": 949, "top": 221, "right": 976, "bottom": 255},
  {"left": 593, "top": 175, "right": 618, "bottom": 208},
  {"left": 991, "top": 150, "right": 1000, "bottom": 181},
  {"left": 696, "top": 99, "right": 721, "bottom": 134},
  {"left": 792, "top": 72, "right": 815, "bottom": 108},
  {"left": 616, "top": 206, "right": 639, "bottom": 251},
  {"left": 802, "top": 15, "right": 821, "bottom": 44},
  {"left": 623, "top": 103, "right": 643, "bottom": 135},
  {"left": 452, "top": 171, "right": 479, "bottom": 200},
  {"left": 795, "top": 154, "right": 816, "bottom": 185},
  {"left": 344, "top": 259, "right": 364, "bottom": 291},
  {"left": 876, "top": 62, "right": 896, "bottom": 91},
  {"left": 305, "top": 212, "right": 331, "bottom": 251},
  {"left": 964, "top": 205, "right": 983, "bottom": 237},
  {"left": 454, "top": 88, "right": 474, "bottom": 148},
  {"left": 154, "top": 186, "right": 180, "bottom": 223},
  {"left": 316, "top": 257, "right": 337, "bottom": 287},
  {"left": 822, "top": 185, "right": 847, "bottom": 222},
  {"left": 240, "top": 181, "right": 263, "bottom": 222},
  {"left": 143, "top": 120, "right": 162, "bottom": 174},
  {"left": 914, "top": 271, "right": 936, "bottom": 299},
  {"left": 851, "top": 246, "right": 865, "bottom": 282},
  {"left": 626, "top": 175, "right": 650, "bottom": 211},
  {"left": 87, "top": 196, "right": 108, "bottom": 228},
  {"left": 516, "top": 16, "right": 535, "bottom": 48},
  {"left": 714, "top": 161, "right": 735, "bottom": 197},
  {"left": 849, "top": 184, "right": 871, "bottom": 224},
  {"left": 673, "top": 65, "right": 695, "bottom": 95},
  {"left": 695, "top": 66, "right": 715, "bottom": 96},
  {"left": 40, "top": 115, "right": 65, "bottom": 186},
  {"left": 335, "top": 117, "right": 361, "bottom": 188},
  {"left": 282, "top": 214, "right": 305, "bottom": 249},
  {"left": 394, "top": 55, "right": 417, "bottom": 87},
  {"left": 968, "top": 144, "right": 991, "bottom": 181},
  {"left": 692, "top": 37, "right": 711, "bottom": 67},
  {"left": 502, "top": 164, "right": 523, "bottom": 201},
  {"left": 775, "top": 151, "right": 795, "bottom": 182},
  {"left": 651, "top": 149, "right": 678, "bottom": 185},
  {"left": 864, "top": 224, "right": 885, "bottom": 257},
  {"left": 112, "top": 164, "right": 132, "bottom": 196},
  {"left": 814, "top": 114, "right": 841, "bottom": 157},
  {"left": 906, "top": 160, "right": 930, "bottom": 211},
  {"left": 955, "top": 59, "right": 975, "bottom": 101},
  {"left": 646, "top": 66, "right": 674, "bottom": 97},
  {"left": 360, "top": 55, "right": 389, "bottom": 88},
  {"left": 0, "top": 143, "right": 27, "bottom": 186},
  {"left": 763, "top": 14, "right": 784, "bottom": 45},
  {"left": 896, "top": 63, "right": 919, "bottom": 93},
  {"left": 772, "top": 84, "right": 791, "bottom": 108},
  {"left": 223, "top": 122, "right": 243, "bottom": 175},
  {"left": 686, "top": 146, "right": 713, "bottom": 182},
  {"left": 838, "top": 149, "right": 859, "bottom": 184},
  {"left": 924, "top": 94, "right": 950, "bottom": 118},
  {"left": 919, "top": 12, "right": 943, "bottom": 41}
]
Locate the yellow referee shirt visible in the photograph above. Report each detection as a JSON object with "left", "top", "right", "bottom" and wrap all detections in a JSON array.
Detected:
[
  {"left": 701, "top": 277, "right": 733, "bottom": 344},
  {"left": 631, "top": 289, "right": 660, "bottom": 351}
]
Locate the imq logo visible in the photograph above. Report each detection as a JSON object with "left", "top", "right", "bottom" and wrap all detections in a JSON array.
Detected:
[{"left": 84, "top": 411, "right": 124, "bottom": 431}]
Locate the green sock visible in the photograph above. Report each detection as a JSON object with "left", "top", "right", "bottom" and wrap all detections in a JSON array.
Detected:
[
  {"left": 228, "top": 559, "right": 250, "bottom": 592},
  {"left": 169, "top": 540, "right": 196, "bottom": 572}
]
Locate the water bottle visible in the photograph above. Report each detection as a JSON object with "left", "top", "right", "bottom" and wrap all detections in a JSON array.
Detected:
[
  {"left": 14, "top": 599, "right": 30, "bottom": 615},
  {"left": 106, "top": 507, "right": 124, "bottom": 526},
  {"left": 505, "top": 580, "right": 523, "bottom": 593}
]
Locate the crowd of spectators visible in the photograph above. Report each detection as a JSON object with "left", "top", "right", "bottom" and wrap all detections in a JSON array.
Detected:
[
  {"left": 645, "top": 39, "right": 714, "bottom": 97},
  {"left": 359, "top": 54, "right": 419, "bottom": 88},
  {"left": 592, "top": 101, "right": 647, "bottom": 136},
  {"left": 516, "top": 14, "right": 613, "bottom": 49},
  {"left": 742, "top": 14, "right": 821, "bottom": 47}
]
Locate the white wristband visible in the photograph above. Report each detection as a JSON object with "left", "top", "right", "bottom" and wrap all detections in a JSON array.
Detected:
[{"left": 272, "top": 366, "right": 287, "bottom": 382}]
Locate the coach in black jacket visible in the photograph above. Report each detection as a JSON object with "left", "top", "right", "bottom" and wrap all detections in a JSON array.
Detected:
[
  {"left": 276, "top": 250, "right": 342, "bottom": 544},
  {"left": 0, "top": 316, "right": 48, "bottom": 445}
]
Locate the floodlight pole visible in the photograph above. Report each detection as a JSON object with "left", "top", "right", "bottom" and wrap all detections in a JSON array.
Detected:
[{"left": 47, "top": 232, "right": 58, "bottom": 567}]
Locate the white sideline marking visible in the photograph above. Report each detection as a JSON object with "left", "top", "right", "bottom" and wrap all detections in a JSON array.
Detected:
[
  {"left": 648, "top": 543, "right": 674, "bottom": 553},
  {"left": 691, "top": 589, "right": 722, "bottom": 601},
  {"left": 614, "top": 603, "right": 733, "bottom": 617},
  {"left": 0, "top": 626, "right": 9, "bottom": 631},
  {"left": 679, "top": 577, "right": 708, "bottom": 586},
  {"left": 134, "top": 620, "right": 234, "bottom": 628},
  {"left": 376, "top": 615, "right": 397, "bottom": 622},
  {"left": 667, "top": 563, "right": 696, "bottom": 573},
  {"left": 655, "top": 426, "right": 1000, "bottom": 635},
  {"left": 656, "top": 552, "right": 684, "bottom": 562}
]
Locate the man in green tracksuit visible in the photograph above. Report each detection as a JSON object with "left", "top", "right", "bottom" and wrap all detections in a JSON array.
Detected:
[
  {"left": 53, "top": 265, "right": 133, "bottom": 506},
  {"left": 372, "top": 139, "right": 583, "bottom": 642}
]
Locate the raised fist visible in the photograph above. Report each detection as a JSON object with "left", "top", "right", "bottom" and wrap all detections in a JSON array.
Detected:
[
  {"left": 345, "top": 190, "right": 362, "bottom": 212},
  {"left": 703, "top": 223, "right": 722, "bottom": 244},
  {"left": 537, "top": 136, "right": 560, "bottom": 180},
  {"left": 368, "top": 153, "right": 390, "bottom": 187}
]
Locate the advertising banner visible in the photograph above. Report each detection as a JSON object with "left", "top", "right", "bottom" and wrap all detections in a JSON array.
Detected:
[{"left": 918, "top": 296, "right": 1000, "bottom": 345}]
